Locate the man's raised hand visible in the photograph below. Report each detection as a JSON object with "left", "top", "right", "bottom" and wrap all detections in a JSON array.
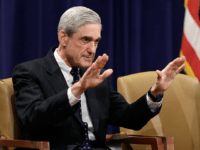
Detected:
[
  {"left": 151, "top": 56, "right": 186, "bottom": 96},
  {"left": 71, "top": 54, "right": 113, "bottom": 98},
  {"left": 80, "top": 54, "right": 113, "bottom": 90}
]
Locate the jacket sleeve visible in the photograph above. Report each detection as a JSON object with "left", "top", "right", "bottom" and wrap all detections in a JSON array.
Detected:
[
  {"left": 12, "top": 63, "right": 75, "bottom": 130},
  {"left": 107, "top": 78, "right": 161, "bottom": 130}
]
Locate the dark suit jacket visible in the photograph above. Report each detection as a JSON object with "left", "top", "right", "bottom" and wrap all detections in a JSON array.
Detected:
[{"left": 12, "top": 47, "right": 161, "bottom": 150}]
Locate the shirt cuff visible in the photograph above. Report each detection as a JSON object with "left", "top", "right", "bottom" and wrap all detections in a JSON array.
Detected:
[
  {"left": 146, "top": 93, "right": 162, "bottom": 113},
  {"left": 67, "top": 87, "right": 81, "bottom": 106}
]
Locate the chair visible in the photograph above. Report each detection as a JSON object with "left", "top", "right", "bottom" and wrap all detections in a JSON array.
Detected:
[
  {"left": 0, "top": 78, "right": 173, "bottom": 150},
  {"left": 0, "top": 78, "right": 49, "bottom": 150},
  {"left": 117, "top": 71, "right": 200, "bottom": 150}
]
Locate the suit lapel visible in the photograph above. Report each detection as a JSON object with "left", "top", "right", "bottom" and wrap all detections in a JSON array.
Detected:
[
  {"left": 44, "top": 48, "right": 83, "bottom": 125},
  {"left": 43, "top": 48, "right": 68, "bottom": 94},
  {"left": 48, "top": 68, "right": 68, "bottom": 94}
]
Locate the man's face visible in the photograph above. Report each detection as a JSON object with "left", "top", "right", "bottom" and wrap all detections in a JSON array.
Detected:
[{"left": 64, "top": 23, "right": 101, "bottom": 68}]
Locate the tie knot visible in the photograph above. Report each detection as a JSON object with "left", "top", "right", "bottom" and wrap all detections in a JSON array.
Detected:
[
  {"left": 70, "top": 68, "right": 79, "bottom": 76},
  {"left": 70, "top": 68, "right": 80, "bottom": 84}
]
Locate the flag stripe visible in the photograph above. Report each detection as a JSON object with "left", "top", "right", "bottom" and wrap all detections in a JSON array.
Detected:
[
  {"left": 184, "top": 8, "right": 200, "bottom": 59},
  {"left": 182, "top": 33, "right": 200, "bottom": 80},
  {"left": 180, "top": 51, "right": 196, "bottom": 77},
  {"left": 187, "top": 0, "right": 200, "bottom": 27},
  {"left": 184, "top": 0, "right": 189, "bottom": 8}
]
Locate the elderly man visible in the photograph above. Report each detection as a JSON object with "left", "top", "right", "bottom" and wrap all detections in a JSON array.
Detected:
[{"left": 12, "top": 6, "right": 186, "bottom": 150}]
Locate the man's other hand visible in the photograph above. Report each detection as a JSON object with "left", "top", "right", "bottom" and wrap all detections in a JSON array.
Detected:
[{"left": 151, "top": 56, "right": 186, "bottom": 96}]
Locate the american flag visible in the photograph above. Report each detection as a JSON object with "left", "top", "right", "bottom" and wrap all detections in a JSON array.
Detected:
[{"left": 180, "top": 0, "right": 200, "bottom": 81}]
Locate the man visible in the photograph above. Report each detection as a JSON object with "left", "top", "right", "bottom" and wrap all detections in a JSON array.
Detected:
[{"left": 12, "top": 6, "right": 186, "bottom": 150}]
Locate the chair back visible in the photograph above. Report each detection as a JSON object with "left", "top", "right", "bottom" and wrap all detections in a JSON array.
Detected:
[
  {"left": 0, "top": 78, "right": 20, "bottom": 140},
  {"left": 117, "top": 71, "right": 200, "bottom": 150}
]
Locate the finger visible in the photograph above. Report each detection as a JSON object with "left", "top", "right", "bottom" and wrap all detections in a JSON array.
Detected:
[
  {"left": 99, "top": 54, "right": 109, "bottom": 66},
  {"left": 94, "top": 56, "right": 102, "bottom": 65},
  {"left": 100, "top": 54, "right": 109, "bottom": 68},
  {"left": 96, "top": 54, "right": 109, "bottom": 69},
  {"left": 176, "top": 63, "right": 186, "bottom": 74},
  {"left": 173, "top": 57, "right": 186, "bottom": 68},
  {"left": 156, "top": 70, "right": 162, "bottom": 80},
  {"left": 100, "top": 69, "right": 113, "bottom": 80},
  {"left": 170, "top": 57, "right": 186, "bottom": 74},
  {"left": 166, "top": 59, "right": 181, "bottom": 71},
  {"left": 83, "top": 62, "right": 96, "bottom": 77},
  {"left": 180, "top": 56, "right": 186, "bottom": 62},
  {"left": 173, "top": 56, "right": 186, "bottom": 67},
  {"left": 90, "top": 55, "right": 106, "bottom": 75},
  {"left": 163, "top": 56, "right": 186, "bottom": 73},
  {"left": 91, "top": 56, "right": 102, "bottom": 70}
]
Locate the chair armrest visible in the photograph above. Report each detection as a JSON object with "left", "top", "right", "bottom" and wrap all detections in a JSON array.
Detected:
[
  {"left": 0, "top": 134, "right": 173, "bottom": 150},
  {"left": 0, "top": 138, "right": 49, "bottom": 150},
  {"left": 106, "top": 134, "right": 174, "bottom": 150}
]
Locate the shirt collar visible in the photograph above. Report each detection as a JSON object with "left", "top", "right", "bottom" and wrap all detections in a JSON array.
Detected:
[{"left": 54, "top": 48, "right": 72, "bottom": 75}]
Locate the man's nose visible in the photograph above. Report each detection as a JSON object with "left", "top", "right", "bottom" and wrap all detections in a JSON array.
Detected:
[{"left": 88, "top": 41, "right": 97, "bottom": 53}]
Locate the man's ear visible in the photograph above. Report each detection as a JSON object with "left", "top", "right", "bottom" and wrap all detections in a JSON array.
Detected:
[{"left": 58, "top": 30, "right": 68, "bottom": 46}]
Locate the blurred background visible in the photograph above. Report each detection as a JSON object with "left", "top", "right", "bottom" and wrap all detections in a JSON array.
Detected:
[{"left": 0, "top": 0, "right": 185, "bottom": 133}]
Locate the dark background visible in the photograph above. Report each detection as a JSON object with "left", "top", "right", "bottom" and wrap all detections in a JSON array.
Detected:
[{"left": 0, "top": 0, "right": 185, "bottom": 134}]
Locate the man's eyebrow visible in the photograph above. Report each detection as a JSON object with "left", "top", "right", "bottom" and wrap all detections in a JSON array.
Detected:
[
  {"left": 96, "top": 37, "right": 101, "bottom": 41},
  {"left": 81, "top": 36, "right": 101, "bottom": 41}
]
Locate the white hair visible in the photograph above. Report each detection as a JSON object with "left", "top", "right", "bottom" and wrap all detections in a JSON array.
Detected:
[{"left": 58, "top": 6, "right": 102, "bottom": 37}]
